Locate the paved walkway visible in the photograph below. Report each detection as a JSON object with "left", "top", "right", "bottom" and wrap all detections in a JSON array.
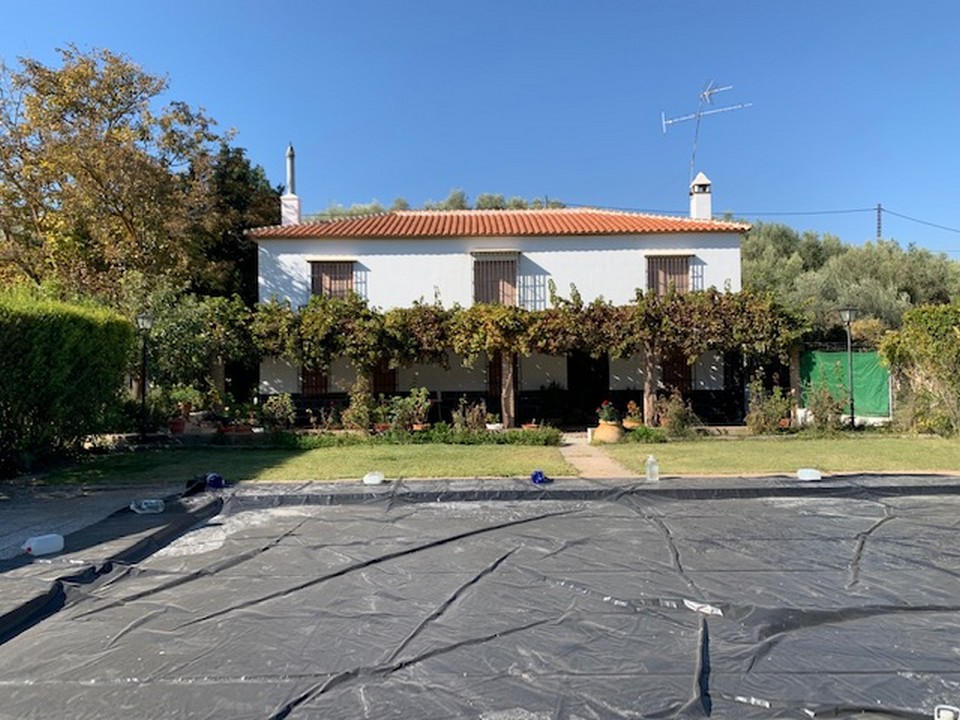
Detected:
[{"left": 559, "top": 432, "right": 640, "bottom": 479}]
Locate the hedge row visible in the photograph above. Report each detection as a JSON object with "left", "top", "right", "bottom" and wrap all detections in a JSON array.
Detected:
[{"left": 0, "top": 291, "right": 133, "bottom": 473}]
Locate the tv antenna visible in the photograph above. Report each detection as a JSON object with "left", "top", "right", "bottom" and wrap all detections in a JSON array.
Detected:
[{"left": 661, "top": 80, "right": 752, "bottom": 182}]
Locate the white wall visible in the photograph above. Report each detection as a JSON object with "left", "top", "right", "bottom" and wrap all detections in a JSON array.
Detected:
[
  {"left": 257, "top": 232, "right": 741, "bottom": 309},
  {"left": 520, "top": 354, "right": 567, "bottom": 390},
  {"left": 259, "top": 357, "right": 300, "bottom": 394},
  {"left": 261, "top": 351, "right": 723, "bottom": 396},
  {"left": 398, "top": 353, "right": 488, "bottom": 392},
  {"left": 609, "top": 353, "right": 725, "bottom": 391}
]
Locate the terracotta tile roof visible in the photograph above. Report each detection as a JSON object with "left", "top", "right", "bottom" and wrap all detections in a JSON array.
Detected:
[{"left": 248, "top": 208, "right": 749, "bottom": 239}]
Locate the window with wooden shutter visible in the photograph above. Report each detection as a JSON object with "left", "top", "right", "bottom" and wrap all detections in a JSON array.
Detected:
[
  {"left": 310, "top": 261, "right": 354, "bottom": 298},
  {"left": 473, "top": 253, "right": 518, "bottom": 305},
  {"left": 661, "top": 349, "right": 692, "bottom": 394},
  {"left": 647, "top": 256, "right": 691, "bottom": 296},
  {"left": 372, "top": 358, "right": 397, "bottom": 395},
  {"left": 302, "top": 369, "right": 329, "bottom": 397}
]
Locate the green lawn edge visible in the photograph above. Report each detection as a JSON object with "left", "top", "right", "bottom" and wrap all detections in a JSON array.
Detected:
[
  {"left": 604, "top": 434, "right": 960, "bottom": 476},
  {"left": 36, "top": 444, "right": 577, "bottom": 486}
]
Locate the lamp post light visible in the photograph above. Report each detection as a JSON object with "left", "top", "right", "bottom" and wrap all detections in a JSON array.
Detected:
[
  {"left": 838, "top": 307, "right": 857, "bottom": 429},
  {"left": 135, "top": 312, "right": 154, "bottom": 441}
]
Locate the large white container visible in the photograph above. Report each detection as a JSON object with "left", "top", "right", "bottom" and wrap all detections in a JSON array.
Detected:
[
  {"left": 22, "top": 533, "right": 64, "bottom": 556},
  {"left": 645, "top": 455, "right": 660, "bottom": 483}
]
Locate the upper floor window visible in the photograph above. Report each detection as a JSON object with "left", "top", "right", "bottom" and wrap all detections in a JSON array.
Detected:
[
  {"left": 647, "top": 255, "right": 690, "bottom": 296},
  {"left": 311, "top": 261, "right": 354, "bottom": 298},
  {"left": 473, "top": 252, "right": 518, "bottom": 305}
]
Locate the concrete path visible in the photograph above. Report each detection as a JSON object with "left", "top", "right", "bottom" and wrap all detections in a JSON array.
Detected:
[{"left": 559, "top": 432, "right": 640, "bottom": 479}]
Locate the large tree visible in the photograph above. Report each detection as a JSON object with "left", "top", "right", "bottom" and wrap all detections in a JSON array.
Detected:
[
  {"left": 0, "top": 46, "right": 236, "bottom": 303},
  {"left": 189, "top": 143, "right": 280, "bottom": 305}
]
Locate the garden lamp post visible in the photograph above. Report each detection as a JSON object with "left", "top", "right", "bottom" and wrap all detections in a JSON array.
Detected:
[
  {"left": 838, "top": 307, "right": 857, "bottom": 429},
  {"left": 136, "top": 312, "right": 154, "bottom": 441}
]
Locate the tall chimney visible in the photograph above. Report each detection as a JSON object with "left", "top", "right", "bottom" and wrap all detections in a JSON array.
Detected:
[
  {"left": 281, "top": 143, "right": 301, "bottom": 226},
  {"left": 689, "top": 171, "right": 712, "bottom": 220}
]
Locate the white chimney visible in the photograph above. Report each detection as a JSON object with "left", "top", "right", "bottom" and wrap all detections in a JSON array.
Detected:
[
  {"left": 689, "top": 171, "right": 712, "bottom": 220},
  {"left": 280, "top": 143, "right": 301, "bottom": 226}
]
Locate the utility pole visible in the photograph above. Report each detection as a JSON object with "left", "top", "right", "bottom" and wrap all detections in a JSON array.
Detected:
[{"left": 877, "top": 203, "right": 882, "bottom": 239}]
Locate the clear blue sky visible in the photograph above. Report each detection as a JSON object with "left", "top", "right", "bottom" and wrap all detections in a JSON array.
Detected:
[{"left": 3, "top": 1, "right": 959, "bottom": 254}]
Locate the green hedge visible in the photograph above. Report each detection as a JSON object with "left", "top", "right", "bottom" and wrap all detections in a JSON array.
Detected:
[{"left": 0, "top": 292, "right": 133, "bottom": 472}]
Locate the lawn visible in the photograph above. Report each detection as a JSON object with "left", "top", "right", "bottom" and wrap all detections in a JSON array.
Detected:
[
  {"left": 27, "top": 434, "right": 960, "bottom": 487},
  {"left": 41, "top": 444, "right": 576, "bottom": 485},
  {"left": 605, "top": 434, "right": 960, "bottom": 476}
]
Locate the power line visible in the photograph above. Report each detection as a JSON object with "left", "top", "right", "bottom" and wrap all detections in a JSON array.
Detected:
[
  {"left": 730, "top": 208, "right": 875, "bottom": 217},
  {"left": 881, "top": 208, "right": 960, "bottom": 235},
  {"left": 566, "top": 202, "right": 876, "bottom": 218},
  {"left": 568, "top": 201, "right": 960, "bottom": 235}
]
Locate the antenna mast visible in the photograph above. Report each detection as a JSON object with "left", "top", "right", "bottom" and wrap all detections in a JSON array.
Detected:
[{"left": 662, "top": 80, "right": 753, "bottom": 182}]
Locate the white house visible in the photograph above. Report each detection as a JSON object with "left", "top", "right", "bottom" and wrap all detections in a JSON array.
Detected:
[{"left": 250, "top": 149, "right": 749, "bottom": 424}]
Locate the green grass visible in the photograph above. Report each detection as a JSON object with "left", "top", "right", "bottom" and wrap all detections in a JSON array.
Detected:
[
  {"left": 26, "top": 434, "right": 960, "bottom": 487},
  {"left": 604, "top": 434, "right": 960, "bottom": 476},
  {"left": 40, "top": 444, "right": 576, "bottom": 485}
]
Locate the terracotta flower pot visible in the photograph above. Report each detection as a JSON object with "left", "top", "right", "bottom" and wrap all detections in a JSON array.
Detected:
[
  {"left": 593, "top": 419, "right": 624, "bottom": 443},
  {"left": 622, "top": 418, "right": 643, "bottom": 430}
]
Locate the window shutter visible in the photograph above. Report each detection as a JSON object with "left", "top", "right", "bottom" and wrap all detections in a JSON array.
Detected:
[
  {"left": 310, "top": 262, "right": 354, "bottom": 298},
  {"left": 647, "top": 256, "right": 690, "bottom": 296},
  {"left": 474, "top": 255, "right": 518, "bottom": 305}
]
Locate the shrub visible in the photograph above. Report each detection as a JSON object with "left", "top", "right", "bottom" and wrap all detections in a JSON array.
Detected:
[
  {"left": 381, "top": 388, "right": 431, "bottom": 431},
  {"left": 403, "top": 422, "right": 561, "bottom": 446},
  {"left": 261, "top": 393, "right": 296, "bottom": 430},
  {"left": 0, "top": 290, "right": 133, "bottom": 473},
  {"left": 621, "top": 425, "right": 667, "bottom": 443},
  {"left": 803, "top": 381, "right": 847, "bottom": 431},
  {"left": 745, "top": 379, "right": 793, "bottom": 435},
  {"left": 341, "top": 376, "right": 375, "bottom": 431},
  {"left": 451, "top": 397, "right": 488, "bottom": 432},
  {"left": 893, "top": 388, "right": 955, "bottom": 436},
  {"left": 263, "top": 423, "right": 562, "bottom": 448},
  {"left": 655, "top": 389, "right": 701, "bottom": 438}
]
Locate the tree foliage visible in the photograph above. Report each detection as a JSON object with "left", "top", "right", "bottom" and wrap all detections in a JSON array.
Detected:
[
  {"left": 190, "top": 143, "right": 280, "bottom": 305},
  {"left": 147, "top": 290, "right": 253, "bottom": 392},
  {"left": 251, "top": 288, "right": 802, "bottom": 428},
  {"left": 383, "top": 300, "right": 453, "bottom": 369},
  {"left": 879, "top": 302, "right": 960, "bottom": 435},
  {"left": 743, "top": 222, "right": 960, "bottom": 335},
  {"left": 0, "top": 46, "right": 276, "bottom": 307}
]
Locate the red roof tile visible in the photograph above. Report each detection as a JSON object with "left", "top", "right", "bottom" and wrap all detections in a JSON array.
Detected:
[{"left": 248, "top": 208, "right": 749, "bottom": 239}]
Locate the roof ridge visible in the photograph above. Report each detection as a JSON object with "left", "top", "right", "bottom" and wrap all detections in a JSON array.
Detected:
[{"left": 247, "top": 208, "right": 750, "bottom": 238}]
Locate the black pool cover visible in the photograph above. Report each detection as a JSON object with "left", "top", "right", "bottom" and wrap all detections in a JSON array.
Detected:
[{"left": 1, "top": 478, "right": 959, "bottom": 719}]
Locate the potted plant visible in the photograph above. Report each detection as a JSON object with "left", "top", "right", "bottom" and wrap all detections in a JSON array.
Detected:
[
  {"left": 593, "top": 400, "right": 624, "bottom": 443},
  {"left": 169, "top": 384, "right": 204, "bottom": 419},
  {"left": 485, "top": 412, "right": 503, "bottom": 431},
  {"left": 408, "top": 387, "right": 432, "bottom": 431},
  {"left": 372, "top": 395, "right": 392, "bottom": 433},
  {"left": 623, "top": 400, "right": 643, "bottom": 429}
]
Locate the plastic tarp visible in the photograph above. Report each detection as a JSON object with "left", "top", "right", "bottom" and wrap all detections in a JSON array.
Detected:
[
  {"left": 1, "top": 479, "right": 959, "bottom": 719},
  {"left": 801, "top": 350, "right": 891, "bottom": 417}
]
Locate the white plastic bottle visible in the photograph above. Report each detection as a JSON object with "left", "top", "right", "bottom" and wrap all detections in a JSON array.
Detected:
[
  {"left": 130, "top": 499, "right": 165, "bottom": 514},
  {"left": 22, "top": 533, "right": 64, "bottom": 556},
  {"left": 645, "top": 454, "right": 660, "bottom": 483}
]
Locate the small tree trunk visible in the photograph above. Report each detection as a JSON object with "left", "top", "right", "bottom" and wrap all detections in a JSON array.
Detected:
[
  {"left": 501, "top": 351, "right": 517, "bottom": 428},
  {"left": 210, "top": 357, "right": 226, "bottom": 398},
  {"left": 643, "top": 344, "right": 658, "bottom": 427},
  {"left": 788, "top": 344, "right": 802, "bottom": 424}
]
